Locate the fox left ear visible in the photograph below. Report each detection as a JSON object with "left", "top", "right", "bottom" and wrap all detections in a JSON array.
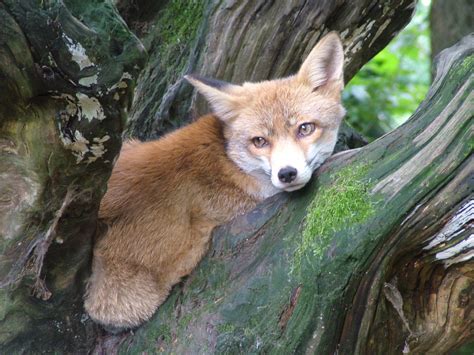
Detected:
[
  {"left": 297, "top": 31, "right": 344, "bottom": 92},
  {"left": 185, "top": 75, "right": 242, "bottom": 122}
]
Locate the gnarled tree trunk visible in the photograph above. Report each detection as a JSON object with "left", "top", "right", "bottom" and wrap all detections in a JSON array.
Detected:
[{"left": 430, "top": 0, "right": 474, "bottom": 58}]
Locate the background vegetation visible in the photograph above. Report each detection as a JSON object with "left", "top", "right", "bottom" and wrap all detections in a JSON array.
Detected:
[{"left": 343, "top": 0, "right": 431, "bottom": 140}]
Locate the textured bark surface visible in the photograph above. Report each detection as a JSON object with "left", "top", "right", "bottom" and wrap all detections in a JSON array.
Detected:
[
  {"left": 122, "top": 0, "right": 417, "bottom": 140},
  {"left": 108, "top": 35, "right": 473, "bottom": 354},
  {"left": 430, "top": 0, "right": 474, "bottom": 58},
  {"left": 0, "top": 0, "right": 145, "bottom": 352}
]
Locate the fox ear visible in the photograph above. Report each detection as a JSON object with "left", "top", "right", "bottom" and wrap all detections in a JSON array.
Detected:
[
  {"left": 185, "top": 75, "right": 241, "bottom": 121},
  {"left": 297, "top": 32, "right": 344, "bottom": 92}
]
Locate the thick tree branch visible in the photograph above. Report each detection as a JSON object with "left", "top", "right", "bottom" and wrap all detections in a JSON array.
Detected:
[{"left": 116, "top": 34, "right": 473, "bottom": 355}]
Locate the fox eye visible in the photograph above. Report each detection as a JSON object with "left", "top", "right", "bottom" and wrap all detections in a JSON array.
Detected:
[
  {"left": 297, "top": 122, "right": 316, "bottom": 137},
  {"left": 251, "top": 137, "right": 268, "bottom": 148}
]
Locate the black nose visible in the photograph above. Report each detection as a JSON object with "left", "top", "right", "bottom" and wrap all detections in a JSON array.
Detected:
[{"left": 278, "top": 167, "right": 298, "bottom": 183}]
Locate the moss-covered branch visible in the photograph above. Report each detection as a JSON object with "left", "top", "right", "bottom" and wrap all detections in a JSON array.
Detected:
[{"left": 115, "top": 35, "right": 473, "bottom": 355}]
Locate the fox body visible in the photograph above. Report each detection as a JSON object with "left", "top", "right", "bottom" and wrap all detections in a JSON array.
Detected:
[{"left": 84, "top": 32, "right": 346, "bottom": 329}]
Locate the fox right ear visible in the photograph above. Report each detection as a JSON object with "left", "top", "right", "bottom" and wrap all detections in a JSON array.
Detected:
[
  {"left": 297, "top": 32, "right": 344, "bottom": 93},
  {"left": 185, "top": 75, "right": 242, "bottom": 121}
]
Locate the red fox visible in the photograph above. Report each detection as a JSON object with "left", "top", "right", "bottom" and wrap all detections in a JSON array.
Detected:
[{"left": 84, "top": 32, "right": 346, "bottom": 329}]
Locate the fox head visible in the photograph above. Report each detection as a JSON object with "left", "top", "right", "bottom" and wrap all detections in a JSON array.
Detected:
[{"left": 186, "top": 32, "right": 346, "bottom": 195}]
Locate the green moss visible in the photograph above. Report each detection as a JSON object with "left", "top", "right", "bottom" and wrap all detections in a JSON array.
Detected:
[
  {"left": 138, "top": 322, "right": 172, "bottom": 353},
  {"left": 453, "top": 340, "right": 474, "bottom": 355},
  {"left": 156, "top": 324, "right": 172, "bottom": 345},
  {"left": 217, "top": 322, "right": 236, "bottom": 334},
  {"left": 64, "top": 0, "right": 131, "bottom": 40},
  {"left": 178, "top": 313, "right": 193, "bottom": 331},
  {"left": 126, "top": 0, "right": 206, "bottom": 136},
  {"left": 153, "top": 0, "right": 205, "bottom": 73},
  {"left": 293, "top": 164, "right": 375, "bottom": 273},
  {"left": 461, "top": 55, "right": 473, "bottom": 70}
]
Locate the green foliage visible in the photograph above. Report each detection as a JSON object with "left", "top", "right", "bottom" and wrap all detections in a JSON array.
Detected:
[
  {"left": 453, "top": 340, "right": 474, "bottom": 355},
  {"left": 343, "top": 1, "right": 431, "bottom": 140}
]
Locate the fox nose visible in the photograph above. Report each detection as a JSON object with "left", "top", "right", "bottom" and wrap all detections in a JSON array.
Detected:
[{"left": 278, "top": 167, "right": 298, "bottom": 183}]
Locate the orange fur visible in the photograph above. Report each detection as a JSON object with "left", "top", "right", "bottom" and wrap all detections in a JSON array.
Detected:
[
  {"left": 84, "top": 116, "right": 262, "bottom": 328},
  {"left": 84, "top": 32, "right": 346, "bottom": 329}
]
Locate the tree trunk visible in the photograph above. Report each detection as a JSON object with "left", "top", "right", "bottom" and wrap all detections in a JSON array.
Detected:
[
  {"left": 430, "top": 0, "right": 474, "bottom": 59},
  {"left": 104, "top": 35, "right": 473, "bottom": 354},
  {"left": 121, "top": 0, "right": 417, "bottom": 140},
  {"left": 0, "top": 0, "right": 145, "bottom": 352}
]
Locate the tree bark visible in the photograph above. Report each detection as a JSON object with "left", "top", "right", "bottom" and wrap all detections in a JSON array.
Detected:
[
  {"left": 430, "top": 0, "right": 474, "bottom": 59},
  {"left": 121, "top": 0, "right": 417, "bottom": 141},
  {"left": 105, "top": 35, "right": 473, "bottom": 354},
  {"left": 0, "top": 0, "right": 145, "bottom": 352}
]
